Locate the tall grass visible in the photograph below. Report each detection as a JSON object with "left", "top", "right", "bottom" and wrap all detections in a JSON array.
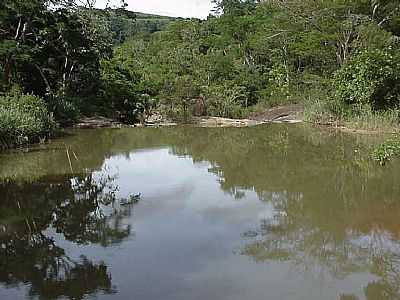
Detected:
[
  {"left": 304, "top": 93, "right": 400, "bottom": 131},
  {"left": 346, "top": 106, "right": 400, "bottom": 131}
]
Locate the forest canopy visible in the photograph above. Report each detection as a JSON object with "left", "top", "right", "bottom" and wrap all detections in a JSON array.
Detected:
[{"left": 1, "top": 0, "right": 400, "bottom": 147}]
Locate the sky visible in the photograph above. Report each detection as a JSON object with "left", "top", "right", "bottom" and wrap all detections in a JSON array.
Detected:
[{"left": 96, "top": 0, "right": 214, "bottom": 19}]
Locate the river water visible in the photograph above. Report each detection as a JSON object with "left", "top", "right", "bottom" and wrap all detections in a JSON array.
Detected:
[{"left": 0, "top": 125, "right": 399, "bottom": 300}]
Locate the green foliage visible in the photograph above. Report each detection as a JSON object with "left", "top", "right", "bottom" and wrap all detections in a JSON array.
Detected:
[
  {"left": 107, "top": 0, "right": 400, "bottom": 123},
  {"left": 268, "top": 63, "right": 290, "bottom": 100},
  {"left": 1, "top": 0, "right": 113, "bottom": 95},
  {"left": 334, "top": 49, "right": 400, "bottom": 109},
  {"left": 212, "top": 0, "right": 259, "bottom": 16},
  {"left": 94, "top": 8, "right": 174, "bottom": 44},
  {"left": 1, "top": 0, "right": 400, "bottom": 141},
  {"left": 99, "top": 48, "right": 144, "bottom": 123},
  {"left": 0, "top": 0, "right": 117, "bottom": 124},
  {"left": 206, "top": 83, "right": 246, "bottom": 118},
  {"left": 0, "top": 89, "right": 55, "bottom": 149},
  {"left": 372, "top": 139, "right": 400, "bottom": 166},
  {"left": 303, "top": 88, "right": 343, "bottom": 124},
  {"left": 48, "top": 95, "right": 80, "bottom": 126}
]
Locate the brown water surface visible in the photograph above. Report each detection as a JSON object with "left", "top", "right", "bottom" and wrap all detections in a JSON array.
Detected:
[{"left": 0, "top": 125, "right": 399, "bottom": 300}]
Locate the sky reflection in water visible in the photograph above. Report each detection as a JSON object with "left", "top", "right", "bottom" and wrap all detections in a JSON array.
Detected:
[{"left": 0, "top": 125, "right": 399, "bottom": 300}]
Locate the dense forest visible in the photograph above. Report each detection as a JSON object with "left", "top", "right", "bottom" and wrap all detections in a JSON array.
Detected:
[{"left": 1, "top": 0, "right": 400, "bottom": 148}]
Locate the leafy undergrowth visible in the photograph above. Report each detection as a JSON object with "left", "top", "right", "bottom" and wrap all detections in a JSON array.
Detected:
[
  {"left": 0, "top": 89, "right": 55, "bottom": 150},
  {"left": 372, "top": 139, "right": 400, "bottom": 166}
]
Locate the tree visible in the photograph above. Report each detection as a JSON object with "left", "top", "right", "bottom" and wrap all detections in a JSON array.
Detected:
[
  {"left": 334, "top": 49, "right": 400, "bottom": 109},
  {"left": 0, "top": 0, "right": 113, "bottom": 110},
  {"left": 212, "top": 0, "right": 259, "bottom": 16}
]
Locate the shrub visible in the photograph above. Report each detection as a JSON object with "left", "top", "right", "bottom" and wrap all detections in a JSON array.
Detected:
[
  {"left": 268, "top": 63, "right": 290, "bottom": 100},
  {"left": 0, "top": 90, "right": 55, "bottom": 149},
  {"left": 372, "top": 139, "right": 400, "bottom": 166},
  {"left": 205, "top": 83, "right": 246, "bottom": 118},
  {"left": 334, "top": 49, "right": 400, "bottom": 110}
]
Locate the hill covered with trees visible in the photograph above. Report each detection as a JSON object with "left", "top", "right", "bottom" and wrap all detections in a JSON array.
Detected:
[
  {"left": 1, "top": 0, "right": 400, "bottom": 149},
  {"left": 113, "top": 0, "right": 400, "bottom": 122}
]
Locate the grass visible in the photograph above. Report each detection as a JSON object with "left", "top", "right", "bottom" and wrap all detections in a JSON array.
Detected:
[
  {"left": 343, "top": 108, "right": 400, "bottom": 132},
  {"left": 304, "top": 96, "right": 400, "bottom": 132}
]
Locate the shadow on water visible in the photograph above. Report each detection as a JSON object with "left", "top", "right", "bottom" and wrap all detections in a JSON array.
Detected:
[
  {"left": 0, "top": 170, "right": 137, "bottom": 299},
  {"left": 0, "top": 125, "right": 400, "bottom": 299}
]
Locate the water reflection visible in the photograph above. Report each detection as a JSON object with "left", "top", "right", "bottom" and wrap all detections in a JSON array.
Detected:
[
  {"left": 0, "top": 170, "right": 136, "bottom": 299},
  {"left": 0, "top": 125, "right": 400, "bottom": 300},
  {"left": 242, "top": 197, "right": 400, "bottom": 300}
]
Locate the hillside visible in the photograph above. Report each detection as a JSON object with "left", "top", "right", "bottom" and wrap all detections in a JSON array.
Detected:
[{"left": 93, "top": 8, "right": 177, "bottom": 44}]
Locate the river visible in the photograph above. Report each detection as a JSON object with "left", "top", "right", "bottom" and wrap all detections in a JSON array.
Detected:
[{"left": 0, "top": 124, "right": 399, "bottom": 300}]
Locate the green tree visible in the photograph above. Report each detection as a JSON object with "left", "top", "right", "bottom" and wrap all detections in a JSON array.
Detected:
[{"left": 334, "top": 49, "right": 400, "bottom": 109}]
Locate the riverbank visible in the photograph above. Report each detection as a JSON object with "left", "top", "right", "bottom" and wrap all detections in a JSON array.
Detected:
[
  {"left": 70, "top": 105, "right": 304, "bottom": 129},
  {"left": 2, "top": 103, "right": 398, "bottom": 152},
  {"left": 193, "top": 104, "right": 304, "bottom": 127}
]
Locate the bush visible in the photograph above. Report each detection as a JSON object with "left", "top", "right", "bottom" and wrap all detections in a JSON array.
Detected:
[
  {"left": 0, "top": 90, "right": 55, "bottom": 149},
  {"left": 372, "top": 139, "right": 400, "bottom": 166},
  {"left": 334, "top": 49, "right": 400, "bottom": 109},
  {"left": 205, "top": 83, "right": 247, "bottom": 118}
]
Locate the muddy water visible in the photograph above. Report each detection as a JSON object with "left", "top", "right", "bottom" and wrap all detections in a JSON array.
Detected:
[{"left": 0, "top": 125, "right": 399, "bottom": 300}]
